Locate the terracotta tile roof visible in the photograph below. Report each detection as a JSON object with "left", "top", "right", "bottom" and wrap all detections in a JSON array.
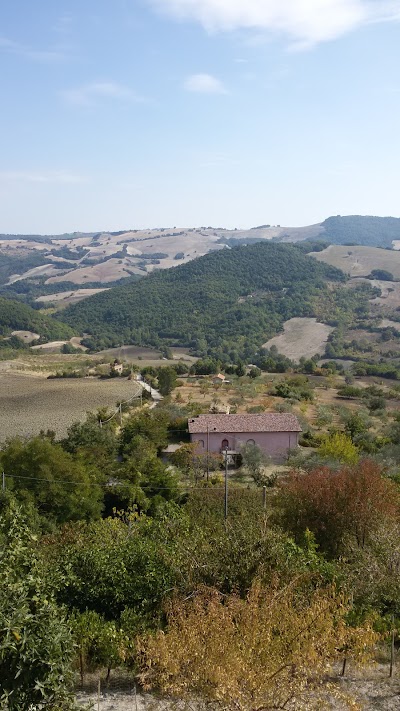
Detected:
[{"left": 188, "top": 413, "right": 302, "bottom": 434}]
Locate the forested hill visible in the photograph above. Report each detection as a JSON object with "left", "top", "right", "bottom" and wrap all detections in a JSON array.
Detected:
[
  {"left": 321, "top": 215, "right": 400, "bottom": 248},
  {"left": 0, "top": 297, "right": 73, "bottom": 341},
  {"left": 62, "top": 242, "right": 348, "bottom": 361}
]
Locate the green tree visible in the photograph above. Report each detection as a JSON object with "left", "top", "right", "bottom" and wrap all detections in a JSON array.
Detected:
[
  {"left": 236, "top": 361, "right": 246, "bottom": 377},
  {"left": 47, "top": 514, "right": 181, "bottom": 620},
  {"left": 319, "top": 432, "right": 359, "bottom": 465},
  {"left": 0, "top": 502, "right": 76, "bottom": 709},
  {"left": 121, "top": 411, "right": 169, "bottom": 455},
  {"left": 240, "top": 442, "right": 271, "bottom": 486},
  {"left": 345, "top": 413, "right": 369, "bottom": 441},
  {"left": 157, "top": 366, "right": 177, "bottom": 396},
  {"left": 0, "top": 436, "right": 104, "bottom": 526}
]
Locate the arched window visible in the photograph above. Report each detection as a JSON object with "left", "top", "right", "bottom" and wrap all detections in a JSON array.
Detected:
[
  {"left": 198, "top": 440, "right": 204, "bottom": 449},
  {"left": 222, "top": 439, "right": 229, "bottom": 450},
  {"left": 247, "top": 439, "right": 255, "bottom": 446}
]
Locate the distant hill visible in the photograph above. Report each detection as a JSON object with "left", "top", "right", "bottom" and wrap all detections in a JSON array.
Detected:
[
  {"left": 61, "top": 242, "right": 347, "bottom": 361},
  {"left": 0, "top": 297, "right": 73, "bottom": 342},
  {"left": 1, "top": 217, "right": 399, "bottom": 306},
  {"left": 320, "top": 216, "right": 400, "bottom": 248}
]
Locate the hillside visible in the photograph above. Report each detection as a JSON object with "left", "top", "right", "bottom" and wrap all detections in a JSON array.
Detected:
[
  {"left": 310, "top": 244, "right": 400, "bottom": 278},
  {"left": 0, "top": 297, "right": 73, "bottom": 343},
  {"left": 2, "top": 217, "right": 400, "bottom": 308},
  {"left": 61, "top": 242, "right": 350, "bottom": 361}
]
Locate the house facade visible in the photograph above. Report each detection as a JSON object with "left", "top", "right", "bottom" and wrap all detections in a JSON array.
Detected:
[{"left": 188, "top": 413, "right": 301, "bottom": 460}]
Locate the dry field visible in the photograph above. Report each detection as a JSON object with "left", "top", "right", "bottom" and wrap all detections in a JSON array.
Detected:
[
  {"left": 99, "top": 345, "right": 197, "bottom": 368},
  {"left": 7, "top": 263, "right": 66, "bottom": 284},
  {"left": 46, "top": 258, "right": 143, "bottom": 285},
  {"left": 0, "top": 372, "right": 141, "bottom": 442},
  {"left": 263, "top": 318, "right": 334, "bottom": 360},
  {"left": 310, "top": 245, "right": 400, "bottom": 278}
]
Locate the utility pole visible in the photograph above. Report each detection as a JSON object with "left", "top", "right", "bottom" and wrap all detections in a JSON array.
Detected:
[
  {"left": 206, "top": 422, "right": 210, "bottom": 482},
  {"left": 2, "top": 471, "right": 5, "bottom": 491},
  {"left": 224, "top": 446, "right": 229, "bottom": 521},
  {"left": 119, "top": 402, "right": 123, "bottom": 427}
]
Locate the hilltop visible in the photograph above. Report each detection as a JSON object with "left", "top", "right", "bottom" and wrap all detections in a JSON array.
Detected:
[{"left": 60, "top": 241, "right": 351, "bottom": 361}]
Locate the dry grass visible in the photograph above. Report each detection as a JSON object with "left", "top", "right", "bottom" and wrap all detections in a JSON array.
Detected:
[
  {"left": 263, "top": 318, "right": 334, "bottom": 360},
  {"left": 310, "top": 245, "right": 400, "bottom": 279}
]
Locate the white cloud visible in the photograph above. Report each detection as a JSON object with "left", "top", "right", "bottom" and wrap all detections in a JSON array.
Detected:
[
  {"left": 0, "top": 171, "right": 87, "bottom": 185},
  {"left": 184, "top": 73, "right": 227, "bottom": 93},
  {"left": 60, "top": 81, "right": 144, "bottom": 107},
  {"left": 150, "top": 0, "right": 400, "bottom": 46}
]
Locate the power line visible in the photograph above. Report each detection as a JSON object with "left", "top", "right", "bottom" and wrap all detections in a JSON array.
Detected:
[{"left": 3, "top": 472, "right": 230, "bottom": 492}]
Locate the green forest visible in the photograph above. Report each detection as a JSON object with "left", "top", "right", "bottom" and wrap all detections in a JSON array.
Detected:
[
  {"left": 321, "top": 215, "right": 400, "bottom": 248},
  {"left": 0, "top": 297, "right": 73, "bottom": 342},
  {"left": 61, "top": 242, "right": 349, "bottom": 361}
]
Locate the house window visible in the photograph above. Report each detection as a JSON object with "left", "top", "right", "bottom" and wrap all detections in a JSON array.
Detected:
[
  {"left": 247, "top": 439, "right": 255, "bottom": 446},
  {"left": 198, "top": 440, "right": 204, "bottom": 448},
  {"left": 222, "top": 439, "right": 229, "bottom": 450}
]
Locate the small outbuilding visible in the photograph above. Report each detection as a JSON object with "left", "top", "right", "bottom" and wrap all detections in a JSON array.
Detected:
[
  {"left": 212, "top": 373, "right": 227, "bottom": 385},
  {"left": 188, "top": 413, "right": 301, "bottom": 460}
]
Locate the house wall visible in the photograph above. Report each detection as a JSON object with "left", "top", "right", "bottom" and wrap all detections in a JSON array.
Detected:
[{"left": 190, "top": 430, "right": 299, "bottom": 460}]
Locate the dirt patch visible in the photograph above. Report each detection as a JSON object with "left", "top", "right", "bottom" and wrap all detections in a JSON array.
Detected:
[
  {"left": 11, "top": 330, "right": 39, "bottom": 343},
  {"left": 31, "top": 340, "right": 68, "bottom": 352},
  {"left": 380, "top": 318, "right": 400, "bottom": 329},
  {"left": 75, "top": 662, "right": 400, "bottom": 710},
  {"left": 263, "top": 318, "right": 333, "bottom": 360}
]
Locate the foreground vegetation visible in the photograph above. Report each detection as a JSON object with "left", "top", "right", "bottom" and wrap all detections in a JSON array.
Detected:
[{"left": 2, "top": 377, "right": 400, "bottom": 708}]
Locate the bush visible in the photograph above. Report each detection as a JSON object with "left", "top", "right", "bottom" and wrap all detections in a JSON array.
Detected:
[{"left": 278, "top": 460, "right": 400, "bottom": 557}]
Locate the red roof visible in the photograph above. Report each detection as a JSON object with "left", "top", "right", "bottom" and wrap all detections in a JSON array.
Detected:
[{"left": 188, "top": 413, "right": 302, "bottom": 434}]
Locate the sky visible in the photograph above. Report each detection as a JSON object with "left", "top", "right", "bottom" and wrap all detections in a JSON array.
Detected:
[{"left": 1, "top": 0, "right": 400, "bottom": 233}]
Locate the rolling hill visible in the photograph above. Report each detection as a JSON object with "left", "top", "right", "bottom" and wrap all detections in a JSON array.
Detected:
[
  {"left": 61, "top": 242, "right": 351, "bottom": 362},
  {"left": 1, "top": 216, "right": 400, "bottom": 308}
]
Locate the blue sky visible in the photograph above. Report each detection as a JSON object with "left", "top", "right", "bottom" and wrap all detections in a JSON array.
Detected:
[{"left": 1, "top": 0, "right": 400, "bottom": 233}]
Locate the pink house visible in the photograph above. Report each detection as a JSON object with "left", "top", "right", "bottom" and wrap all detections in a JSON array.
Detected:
[{"left": 188, "top": 413, "right": 301, "bottom": 461}]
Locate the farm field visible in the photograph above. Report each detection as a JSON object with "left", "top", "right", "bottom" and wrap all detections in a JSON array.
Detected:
[
  {"left": 0, "top": 373, "right": 141, "bottom": 442},
  {"left": 45, "top": 257, "right": 143, "bottom": 285},
  {"left": 263, "top": 318, "right": 334, "bottom": 360},
  {"left": 310, "top": 244, "right": 400, "bottom": 278},
  {"left": 98, "top": 345, "right": 197, "bottom": 367}
]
